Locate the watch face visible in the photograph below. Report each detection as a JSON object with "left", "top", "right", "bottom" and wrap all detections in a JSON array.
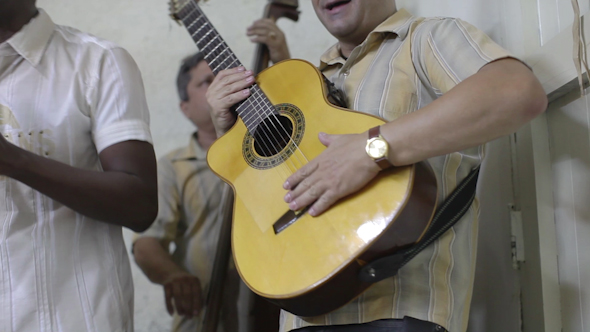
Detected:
[{"left": 367, "top": 138, "right": 387, "bottom": 158}]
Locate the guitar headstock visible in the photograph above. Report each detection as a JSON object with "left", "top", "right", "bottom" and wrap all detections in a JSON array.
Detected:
[{"left": 168, "top": 0, "right": 207, "bottom": 23}]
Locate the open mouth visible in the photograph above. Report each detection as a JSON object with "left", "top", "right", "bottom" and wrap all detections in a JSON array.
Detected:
[{"left": 325, "top": 0, "right": 351, "bottom": 11}]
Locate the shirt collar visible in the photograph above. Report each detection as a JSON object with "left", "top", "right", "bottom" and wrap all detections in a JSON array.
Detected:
[
  {"left": 319, "top": 9, "right": 415, "bottom": 69},
  {"left": 3, "top": 9, "right": 55, "bottom": 66},
  {"left": 172, "top": 133, "right": 208, "bottom": 162}
]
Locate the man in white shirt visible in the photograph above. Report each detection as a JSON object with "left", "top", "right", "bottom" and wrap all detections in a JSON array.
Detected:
[{"left": 0, "top": 1, "right": 157, "bottom": 331}]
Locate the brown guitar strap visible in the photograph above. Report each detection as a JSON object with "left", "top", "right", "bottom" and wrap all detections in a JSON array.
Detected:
[{"left": 358, "top": 166, "right": 480, "bottom": 283}]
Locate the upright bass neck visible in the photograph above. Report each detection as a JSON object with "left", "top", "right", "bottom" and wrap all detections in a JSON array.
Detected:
[{"left": 252, "top": 0, "right": 299, "bottom": 74}]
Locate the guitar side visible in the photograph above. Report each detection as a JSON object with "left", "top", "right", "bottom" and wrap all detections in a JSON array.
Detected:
[{"left": 207, "top": 59, "right": 437, "bottom": 316}]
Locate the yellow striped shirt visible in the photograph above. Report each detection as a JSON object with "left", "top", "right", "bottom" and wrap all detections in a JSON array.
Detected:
[
  {"left": 280, "top": 9, "right": 513, "bottom": 332},
  {"left": 134, "top": 134, "right": 227, "bottom": 332}
]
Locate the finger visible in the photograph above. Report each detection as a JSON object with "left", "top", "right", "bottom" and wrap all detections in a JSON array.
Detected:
[
  {"left": 192, "top": 280, "right": 203, "bottom": 316},
  {"left": 248, "top": 35, "right": 270, "bottom": 45},
  {"left": 318, "top": 132, "right": 339, "bottom": 147},
  {"left": 172, "top": 282, "right": 187, "bottom": 316},
  {"left": 249, "top": 36, "right": 278, "bottom": 47},
  {"left": 307, "top": 190, "right": 340, "bottom": 216},
  {"left": 256, "top": 18, "right": 280, "bottom": 30},
  {"left": 214, "top": 66, "right": 246, "bottom": 82},
  {"left": 181, "top": 281, "right": 194, "bottom": 318},
  {"left": 246, "top": 27, "right": 270, "bottom": 37},
  {"left": 213, "top": 69, "right": 253, "bottom": 92},
  {"left": 217, "top": 88, "right": 251, "bottom": 109},
  {"left": 208, "top": 76, "right": 253, "bottom": 108},
  {"left": 247, "top": 18, "right": 268, "bottom": 30},
  {"left": 209, "top": 68, "right": 251, "bottom": 93},
  {"left": 287, "top": 179, "right": 327, "bottom": 212},
  {"left": 164, "top": 284, "right": 174, "bottom": 316},
  {"left": 283, "top": 161, "right": 317, "bottom": 190}
]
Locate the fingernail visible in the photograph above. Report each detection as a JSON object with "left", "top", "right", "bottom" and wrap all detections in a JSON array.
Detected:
[
  {"left": 246, "top": 76, "right": 254, "bottom": 83},
  {"left": 243, "top": 89, "right": 250, "bottom": 95},
  {"left": 289, "top": 202, "right": 297, "bottom": 210},
  {"left": 284, "top": 193, "right": 291, "bottom": 203},
  {"left": 283, "top": 180, "right": 290, "bottom": 189},
  {"left": 309, "top": 208, "right": 316, "bottom": 217},
  {"left": 245, "top": 70, "right": 253, "bottom": 76},
  {"left": 236, "top": 66, "right": 245, "bottom": 72}
]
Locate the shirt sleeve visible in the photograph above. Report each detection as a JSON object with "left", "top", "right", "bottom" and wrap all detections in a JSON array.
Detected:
[
  {"left": 133, "top": 157, "right": 180, "bottom": 247},
  {"left": 89, "top": 47, "right": 152, "bottom": 153},
  {"left": 411, "top": 17, "right": 517, "bottom": 95}
]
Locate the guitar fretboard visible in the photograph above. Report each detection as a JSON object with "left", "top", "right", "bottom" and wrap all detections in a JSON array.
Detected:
[{"left": 176, "top": 1, "right": 278, "bottom": 134}]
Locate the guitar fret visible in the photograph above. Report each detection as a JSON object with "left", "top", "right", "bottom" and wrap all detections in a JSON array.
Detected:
[
  {"left": 191, "top": 22, "right": 208, "bottom": 38},
  {"left": 196, "top": 28, "right": 215, "bottom": 46},
  {"left": 202, "top": 34, "right": 221, "bottom": 52},
  {"left": 186, "top": 16, "right": 200, "bottom": 30},
  {"left": 178, "top": 3, "right": 197, "bottom": 21},
  {"left": 212, "top": 57, "right": 239, "bottom": 73},
  {"left": 208, "top": 48, "right": 230, "bottom": 68},
  {"left": 207, "top": 51, "right": 232, "bottom": 72},
  {"left": 183, "top": 14, "right": 199, "bottom": 27},
  {"left": 209, "top": 56, "right": 229, "bottom": 71}
]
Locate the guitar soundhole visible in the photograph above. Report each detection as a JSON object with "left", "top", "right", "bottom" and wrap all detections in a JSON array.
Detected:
[
  {"left": 242, "top": 103, "right": 305, "bottom": 170},
  {"left": 253, "top": 115, "right": 293, "bottom": 157}
]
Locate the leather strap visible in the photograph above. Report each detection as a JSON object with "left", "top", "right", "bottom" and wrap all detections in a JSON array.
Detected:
[
  {"left": 368, "top": 126, "right": 393, "bottom": 170},
  {"left": 358, "top": 166, "right": 480, "bottom": 283}
]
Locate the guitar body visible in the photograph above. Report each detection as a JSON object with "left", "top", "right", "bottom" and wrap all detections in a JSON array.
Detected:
[{"left": 207, "top": 59, "right": 438, "bottom": 316}]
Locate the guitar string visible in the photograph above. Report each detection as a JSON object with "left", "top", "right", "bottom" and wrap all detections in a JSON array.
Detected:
[
  {"left": 182, "top": 2, "right": 306, "bottom": 180},
  {"left": 184, "top": 1, "right": 310, "bottom": 177},
  {"left": 246, "top": 87, "right": 308, "bottom": 173},
  {"left": 249, "top": 88, "right": 309, "bottom": 172},
  {"left": 242, "top": 92, "right": 299, "bottom": 175}
]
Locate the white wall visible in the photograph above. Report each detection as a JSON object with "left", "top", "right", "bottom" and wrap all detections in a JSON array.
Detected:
[
  {"left": 36, "top": 0, "right": 335, "bottom": 330},
  {"left": 545, "top": 90, "right": 590, "bottom": 332}
]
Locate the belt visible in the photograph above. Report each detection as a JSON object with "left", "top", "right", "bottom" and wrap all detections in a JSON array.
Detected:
[{"left": 290, "top": 316, "right": 448, "bottom": 332}]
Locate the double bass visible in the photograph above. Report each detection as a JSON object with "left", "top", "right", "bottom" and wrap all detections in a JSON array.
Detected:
[{"left": 200, "top": 1, "right": 299, "bottom": 331}]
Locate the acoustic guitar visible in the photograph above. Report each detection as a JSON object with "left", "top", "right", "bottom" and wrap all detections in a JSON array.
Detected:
[{"left": 169, "top": 0, "right": 438, "bottom": 317}]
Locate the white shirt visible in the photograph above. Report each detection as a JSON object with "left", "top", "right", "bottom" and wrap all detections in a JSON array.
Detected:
[{"left": 0, "top": 9, "right": 152, "bottom": 332}]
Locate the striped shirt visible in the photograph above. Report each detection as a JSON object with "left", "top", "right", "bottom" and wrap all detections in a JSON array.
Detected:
[
  {"left": 134, "top": 134, "right": 227, "bottom": 332},
  {"left": 0, "top": 9, "right": 152, "bottom": 332},
  {"left": 280, "top": 9, "right": 513, "bottom": 332}
]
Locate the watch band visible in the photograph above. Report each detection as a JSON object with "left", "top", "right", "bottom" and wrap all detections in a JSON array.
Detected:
[{"left": 368, "top": 126, "right": 393, "bottom": 170}]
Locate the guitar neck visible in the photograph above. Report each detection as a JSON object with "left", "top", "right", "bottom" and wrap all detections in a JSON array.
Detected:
[
  {"left": 176, "top": 2, "right": 243, "bottom": 75},
  {"left": 175, "top": 1, "right": 277, "bottom": 134}
]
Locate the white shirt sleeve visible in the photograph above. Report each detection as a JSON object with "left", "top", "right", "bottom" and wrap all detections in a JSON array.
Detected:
[{"left": 89, "top": 46, "right": 152, "bottom": 153}]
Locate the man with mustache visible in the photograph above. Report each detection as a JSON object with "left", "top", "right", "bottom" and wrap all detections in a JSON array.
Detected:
[{"left": 205, "top": 1, "right": 548, "bottom": 331}]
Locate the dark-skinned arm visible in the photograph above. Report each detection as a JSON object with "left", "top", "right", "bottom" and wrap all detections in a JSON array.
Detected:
[{"left": 0, "top": 137, "right": 157, "bottom": 232}]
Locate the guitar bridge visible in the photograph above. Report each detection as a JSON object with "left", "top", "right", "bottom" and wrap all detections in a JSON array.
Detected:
[{"left": 273, "top": 207, "right": 309, "bottom": 234}]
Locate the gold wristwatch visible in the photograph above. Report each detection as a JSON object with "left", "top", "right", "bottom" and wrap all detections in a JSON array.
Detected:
[{"left": 365, "top": 126, "right": 393, "bottom": 170}]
